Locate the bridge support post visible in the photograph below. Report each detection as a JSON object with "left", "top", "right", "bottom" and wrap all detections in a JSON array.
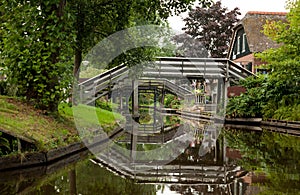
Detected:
[
  {"left": 161, "top": 86, "right": 165, "bottom": 106},
  {"left": 224, "top": 78, "right": 230, "bottom": 109},
  {"left": 132, "top": 79, "right": 139, "bottom": 121},
  {"left": 153, "top": 87, "right": 158, "bottom": 129},
  {"left": 216, "top": 78, "right": 222, "bottom": 113},
  {"left": 130, "top": 121, "right": 138, "bottom": 161},
  {"left": 160, "top": 88, "right": 165, "bottom": 133},
  {"left": 119, "top": 92, "right": 123, "bottom": 112}
]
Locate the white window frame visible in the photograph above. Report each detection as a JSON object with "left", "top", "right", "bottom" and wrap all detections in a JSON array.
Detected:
[
  {"left": 237, "top": 36, "right": 240, "bottom": 55},
  {"left": 242, "top": 33, "right": 246, "bottom": 52}
]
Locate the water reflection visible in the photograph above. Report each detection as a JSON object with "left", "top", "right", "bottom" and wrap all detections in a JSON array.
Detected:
[
  {"left": 0, "top": 113, "right": 299, "bottom": 194},
  {"left": 0, "top": 156, "right": 157, "bottom": 195},
  {"left": 224, "top": 128, "right": 300, "bottom": 194}
]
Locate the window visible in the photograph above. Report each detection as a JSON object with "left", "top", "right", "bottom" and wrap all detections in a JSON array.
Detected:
[
  {"left": 237, "top": 36, "right": 240, "bottom": 54},
  {"left": 242, "top": 33, "right": 246, "bottom": 52}
]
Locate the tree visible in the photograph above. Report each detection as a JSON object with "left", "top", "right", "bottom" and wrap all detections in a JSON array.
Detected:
[
  {"left": 172, "top": 33, "right": 209, "bottom": 57},
  {"left": 0, "top": 0, "right": 213, "bottom": 112},
  {"left": 1, "top": 0, "right": 74, "bottom": 112},
  {"left": 182, "top": 1, "right": 240, "bottom": 57},
  {"left": 70, "top": 0, "right": 214, "bottom": 80}
]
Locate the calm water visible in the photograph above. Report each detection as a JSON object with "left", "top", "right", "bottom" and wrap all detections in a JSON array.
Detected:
[{"left": 1, "top": 115, "right": 300, "bottom": 195}]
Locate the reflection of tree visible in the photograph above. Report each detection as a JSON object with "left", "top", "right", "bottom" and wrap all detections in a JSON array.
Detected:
[
  {"left": 75, "top": 160, "right": 156, "bottom": 194},
  {"left": 224, "top": 129, "right": 300, "bottom": 194},
  {"left": 20, "top": 159, "right": 156, "bottom": 195}
]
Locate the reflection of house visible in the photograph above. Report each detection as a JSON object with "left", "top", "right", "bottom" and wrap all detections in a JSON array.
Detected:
[{"left": 227, "top": 11, "right": 286, "bottom": 74}]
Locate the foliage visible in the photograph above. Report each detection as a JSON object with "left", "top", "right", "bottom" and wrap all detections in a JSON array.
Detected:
[
  {"left": 224, "top": 129, "right": 300, "bottom": 194},
  {"left": 172, "top": 33, "right": 209, "bottom": 57},
  {"left": 79, "top": 67, "right": 106, "bottom": 79},
  {"left": 226, "top": 75, "right": 268, "bottom": 118},
  {"left": 139, "top": 108, "right": 152, "bottom": 124},
  {"left": 1, "top": 0, "right": 74, "bottom": 112},
  {"left": 182, "top": 1, "right": 240, "bottom": 57},
  {"left": 29, "top": 159, "right": 157, "bottom": 194},
  {"left": 227, "top": 1, "right": 300, "bottom": 120},
  {"left": 95, "top": 98, "right": 118, "bottom": 112},
  {"left": 0, "top": 132, "right": 10, "bottom": 156},
  {"left": 139, "top": 93, "right": 154, "bottom": 106},
  {"left": 1, "top": 0, "right": 214, "bottom": 112},
  {"left": 164, "top": 94, "right": 181, "bottom": 109},
  {"left": 257, "top": 1, "right": 300, "bottom": 120},
  {"left": 70, "top": 0, "right": 211, "bottom": 77}
]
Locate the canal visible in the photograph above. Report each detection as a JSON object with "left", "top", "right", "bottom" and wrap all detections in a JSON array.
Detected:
[{"left": 1, "top": 113, "right": 299, "bottom": 194}]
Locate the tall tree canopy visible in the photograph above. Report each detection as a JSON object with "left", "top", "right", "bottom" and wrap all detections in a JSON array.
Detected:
[
  {"left": 0, "top": 0, "right": 213, "bottom": 112},
  {"left": 182, "top": 1, "right": 240, "bottom": 57}
]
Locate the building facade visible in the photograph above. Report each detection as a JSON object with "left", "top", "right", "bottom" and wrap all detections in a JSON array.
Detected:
[{"left": 227, "top": 11, "right": 286, "bottom": 74}]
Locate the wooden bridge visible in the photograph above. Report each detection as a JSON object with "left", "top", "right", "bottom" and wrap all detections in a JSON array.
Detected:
[{"left": 78, "top": 57, "right": 255, "bottom": 113}]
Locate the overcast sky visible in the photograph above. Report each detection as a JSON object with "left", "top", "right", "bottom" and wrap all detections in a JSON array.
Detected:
[{"left": 168, "top": 0, "right": 288, "bottom": 33}]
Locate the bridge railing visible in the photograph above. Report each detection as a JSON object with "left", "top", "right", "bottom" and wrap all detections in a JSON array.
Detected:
[
  {"left": 79, "top": 64, "right": 128, "bottom": 104},
  {"left": 142, "top": 57, "right": 255, "bottom": 80},
  {"left": 78, "top": 57, "right": 255, "bottom": 105}
]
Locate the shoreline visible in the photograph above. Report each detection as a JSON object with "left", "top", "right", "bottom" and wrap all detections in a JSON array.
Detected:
[
  {"left": 0, "top": 127, "right": 123, "bottom": 171},
  {"left": 1, "top": 110, "right": 299, "bottom": 171}
]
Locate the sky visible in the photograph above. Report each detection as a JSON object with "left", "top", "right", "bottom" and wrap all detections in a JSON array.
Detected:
[{"left": 168, "top": 0, "right": 288, "bottom": 33}]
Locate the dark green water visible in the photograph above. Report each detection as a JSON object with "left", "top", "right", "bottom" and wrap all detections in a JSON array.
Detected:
[{"left": 1, "top": 121, "right": 299, "bottom": 194}]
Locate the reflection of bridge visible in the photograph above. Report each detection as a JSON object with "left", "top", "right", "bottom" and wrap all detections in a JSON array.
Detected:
[
  {"left": 78, "top": 57, "right": 254, "bottom": 114},
  {"left": 91, "top": 120, "right": 247, "bottom": 194}
]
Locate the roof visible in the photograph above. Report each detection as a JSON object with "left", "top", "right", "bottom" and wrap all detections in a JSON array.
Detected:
[
  {"left": 246, "top": 11, "right": 287, "bottom": 16},
  {"left": 230, "top": 11, "right": 287, "bottom": 54}
]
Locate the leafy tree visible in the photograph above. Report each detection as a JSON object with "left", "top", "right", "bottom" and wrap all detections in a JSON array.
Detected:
[
  {"left": 0, "top": 0, "right": 213, "bottom": 112},
  {"left": 1, "top": 0, "right": 74, "bottom": 112},
  {"left": 70, "top": 0, "right": 214, "bottom": 80},
  {"left": 182, "top": 1, "right": 240, "bottom": 57}
]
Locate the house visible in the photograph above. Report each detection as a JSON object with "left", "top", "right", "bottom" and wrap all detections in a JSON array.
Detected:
[{"left": 227, "top": 11, "right": 287, "bottom": 74}]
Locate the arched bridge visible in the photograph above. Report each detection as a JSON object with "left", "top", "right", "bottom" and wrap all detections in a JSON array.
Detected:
[{"left": 78, "top": 57, "right": 254, "bottom": 112}]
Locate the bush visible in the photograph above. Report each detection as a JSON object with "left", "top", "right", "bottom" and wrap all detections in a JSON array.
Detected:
[
  {"left": 272, "top": 104, "right": 300, "bottom": 121},
  {"left": 226, "top": 87, "right": 266, "bottom": 118},
  {"left": 164, "top": 94, "right": 181, "bottom": 109},
  {"left": 95, "top": 98, "right": 118, "bottom": 112}
]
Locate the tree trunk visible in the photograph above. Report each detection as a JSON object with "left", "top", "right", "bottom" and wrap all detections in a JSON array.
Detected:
[{"left": 71, "top": 2, "right": 85, "bottom": 105}]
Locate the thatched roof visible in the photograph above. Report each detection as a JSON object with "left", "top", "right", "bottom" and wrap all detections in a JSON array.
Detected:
[{"left": 232, "top": 11, "right": 287, "bottom": 53}]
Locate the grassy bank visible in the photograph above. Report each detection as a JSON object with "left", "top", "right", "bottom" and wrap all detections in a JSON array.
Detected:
[{"left": 0, "top": 96, "right": 123, "bottom": 155}]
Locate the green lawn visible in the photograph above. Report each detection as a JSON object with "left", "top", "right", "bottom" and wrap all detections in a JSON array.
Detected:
[{"left": 0, "top": 96, "right": 123, "bottom": 152}]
